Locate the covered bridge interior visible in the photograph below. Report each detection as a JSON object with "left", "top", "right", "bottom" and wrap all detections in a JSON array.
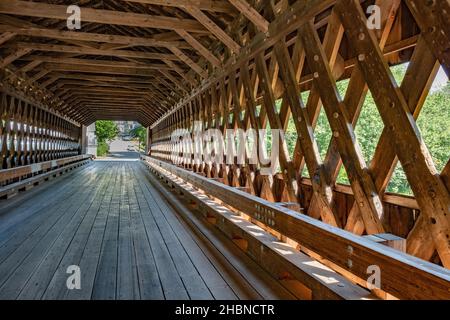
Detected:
[{"left": 0, "top": 0, "right": 449, "bottom": 300}]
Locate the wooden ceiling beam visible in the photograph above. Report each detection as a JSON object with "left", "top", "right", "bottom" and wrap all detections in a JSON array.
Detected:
[
  {"left": 162, "top": 59, "right": 197, "bottom": 86},
  {"left": 175, "top": 29, "right": 221, "bottom": 67},
  {"left": 228, "top": 0, "right": 269, "bottom": 33},
  {"left": 13, "top": 43, "right": 179, "bottom": 61},
  {"left": 57, "top": 80, "right": 153, "bottom": 89},
  {"left": 0, "top": 31, "right": 15, "bottom": 46},
  {"left": 0, "top": 25, "right": 190, "bottom": 49},
  {"left": 40, "top": 63, "right": 159, "bottom": 77},
  {"left": 20, "top": 56, "right": 171, "bottom": 70},
  {"left": 57, "top": 74, "right": 156, "bottom": 84},
  {"left": 184, "top": 6, "right": 241, "bottom": 53},
  {"left": 169, "top": 46, "right": 207, "bottom": 78},
  {"left": 121, "top": 0, "right": 235, "bottom": 13},
  {"left": 159, "top": 69, "right": 189, "bottom": 93},
  {"left": 0, "top": 0, "right": 208, "bottom": 33},
  {"left": 0, "top": 48, "right": 32, "bottom": 68}
]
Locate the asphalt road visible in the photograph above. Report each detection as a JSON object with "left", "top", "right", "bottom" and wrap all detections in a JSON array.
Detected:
[{"left": 99, "top": 139, "right": 140, "bottom": 160}]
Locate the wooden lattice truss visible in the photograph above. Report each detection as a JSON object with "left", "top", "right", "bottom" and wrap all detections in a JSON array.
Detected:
[{"left": 0, "top": 0, "right": 449, "bottom": 267}]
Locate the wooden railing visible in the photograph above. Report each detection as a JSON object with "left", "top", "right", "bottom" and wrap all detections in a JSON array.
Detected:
[
  {"left": 0, "top": 154, "right": 92, "bottom": 198},
  {"left": 141, "top": 155, "right": 450, "bottom": 300}
]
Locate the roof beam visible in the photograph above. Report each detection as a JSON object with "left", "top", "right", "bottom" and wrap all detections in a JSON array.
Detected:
[
  {"left": 0, "top": 25, "right": 189, "bottom": 49},
  {"left": 227, "top": 0, "right": 269, "bottom": 32},
  {"left": 20, "top": 56, "right": 171, "bottom": 70},
  {"left": 184, "top": 6, "right": 241, "bottom": 52},
  {"left": 41, "top": 63, "right": 158, "bottom": 77},
  {"left": 169, "top": 46, "right": 208, "bottom": 78},
  {"left": 0, "top": 48, "right": 32, "bottom": 68},
  {"left": 0, "top": 31, "right": 15, "bottom": 46},
  {"left": 175, "top": 29, "right": 221, "bottom": 67},
  {"left": 14, "top": 43, "right": 179, "bottom": 61},
  {"left": 122, "top": 0, "right": 235, "bottom": 13},
  {"left": 0, "top": 0, "right": 208, "bottom": 33}
]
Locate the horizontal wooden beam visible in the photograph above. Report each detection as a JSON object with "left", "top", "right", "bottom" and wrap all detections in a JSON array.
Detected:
[
  {"left": 41, "top": 63, "right": 158, "bottom": 77},
  {"left": 122, "top": 0, "right": 235, "bottom": 13},
  {"left": 0, "top": 0, "right": 208, "bottom": 33},
  {"left": 20, "top": 56, "right": 171, "bottom": 70},
  {"left": 14, "top": 43, "right": 179, "bottom": 61},
  {"left": 0, "top": 155, "right": 90, "bottom": 184},
  {"left": 57, "top": 74, "right": 157, "bottom": 83},
  {"left": 0, "top": 25, "right": 189, "bottom": 49}
]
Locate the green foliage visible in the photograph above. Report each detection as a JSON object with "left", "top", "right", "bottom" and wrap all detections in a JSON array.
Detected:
[
  {"left": 281, "top": 64, "right": 449, "bottom": 196},
  {"left": 95, "top": 120, "right": 119, "bottom": 143},
  {"left": 387, "top": 81, "right": 450, "bottom": 194},
  {"left": 130, "top": 125, "right": 147, "bottom": 151},
  {"left": 130, "top": 125, "right": 146, "bottom": 144},
  {"left": 97, "top": 141, "right": 109, "bottom": 157}
]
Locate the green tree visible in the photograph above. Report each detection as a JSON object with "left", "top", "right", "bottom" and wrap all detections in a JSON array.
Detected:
[
  {"left": 282, "top": 64, "right": 449, "bottom": 196},
  {"left": 130, "top": 125, "right": 146, "bottom": 152},
  {"left": 95, "top": 120, "right": 118, "bottom": 156},
  {"left": 95, "top": 120, "right": 119, "bottom": 143}
]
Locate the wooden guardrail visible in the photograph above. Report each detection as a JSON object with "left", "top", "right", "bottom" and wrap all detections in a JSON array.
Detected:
[
  {"left": 0, "top": 154, "right": 92, "bottom": 198},
  {"left": 141, "top": 155, "right": 450, "bottom": 300}
]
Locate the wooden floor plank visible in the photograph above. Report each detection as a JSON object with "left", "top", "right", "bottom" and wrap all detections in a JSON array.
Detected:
[
  {"left": 131, "top": 165, "right": 213, "bottom": 300},
  {"left": 0, "top": 159, "right": 299, "bottom": 300},
  {"left": 64, "top": 164, "right": 118, "bottom": 300},
  {"left": 127, "top": 179, "right": 165, "bottom": 299},
  {"left": 0, "top": 164, "right": 98, "bottom": 248},
  {"left": 91, "top": 163, "right": 122, "bottom": 300},
  {"left": 132, "top": 172, "right": 190, "bottom": 299},
  {"left": 0, "top": 168, "right": 104, "bottom": 292},
  {"left": 1, "top": 165, "right": 113, "bottom": 299},
  {"left": 117, "top": 164, "right": 140, "bottom": 299},
  {"left": 138, "top": 164, "right": 297, "bottom": 300},
  {"left": 22, "top": 163, "right": 115, "bottom": 299}
]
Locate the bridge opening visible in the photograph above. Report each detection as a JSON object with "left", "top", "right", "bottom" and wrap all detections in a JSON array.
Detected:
[{"left": 0, "top": 0, "right": 449, "bottom": 301}]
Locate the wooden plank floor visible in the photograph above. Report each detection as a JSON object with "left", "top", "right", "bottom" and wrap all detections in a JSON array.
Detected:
[{"left": 0, "top": 160, "right": 296, "bottom": 300}]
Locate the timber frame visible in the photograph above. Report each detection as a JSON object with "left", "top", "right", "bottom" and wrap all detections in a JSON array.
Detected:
[
  {"left": 146, "top": 0, "right": 450, "bottom": 272},
  {"left": 0, "top": 0, "right": 449, "bottom": 299}
]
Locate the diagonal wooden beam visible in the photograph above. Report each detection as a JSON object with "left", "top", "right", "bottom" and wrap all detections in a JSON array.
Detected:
[
  {"left": 303, "top": 22, "right": 387, "bottom": 233},
  {"left": 175, "top": 29, "right": 221, "bottom": 67},
  {"left": 41, "top": 76, "right": 60, "bottom": 89},
  {"left": 405, "top": 0, "right": 450, "bottom": 77},
  {"left": 0, "top": 32, "right": 15, "bottom": 46},
  {"left": 25, "top": 69, "right": 50, "bottom": 85},
  {"left": 169, "top": 46, "right": 208, "bottom": 78},
  {"left": 228, "top": 0, "right": 269, "bottom": 32},
  {"left": 0, "top": 48, "right": 32, "bottom": 68},
  {"left": 307, "top": 0, "right": 400, "bottom": 222},
  {"left": 184, "top": 6, "right": 241, "bottom": 52},
  {"left": 336, "top": 0, "right": 450, "bottom": 267},
  {"left": 162, "top": 59, "right": 197, "bottom": 86}
]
